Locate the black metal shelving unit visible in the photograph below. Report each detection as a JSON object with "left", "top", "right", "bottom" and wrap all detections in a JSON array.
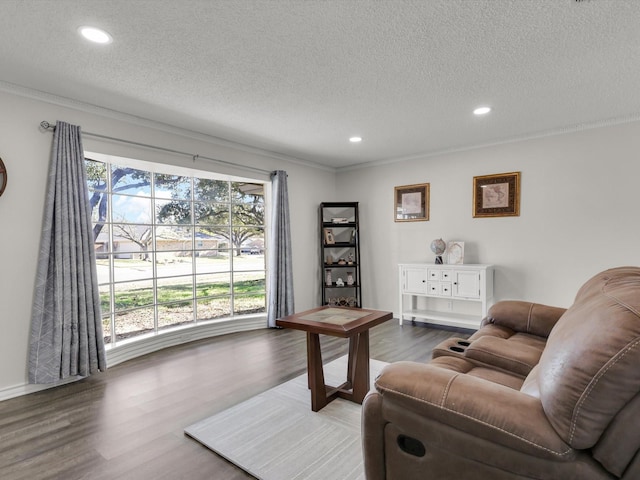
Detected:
[{"left": 319, "top": 202, "right": 361, "bottom": 307}]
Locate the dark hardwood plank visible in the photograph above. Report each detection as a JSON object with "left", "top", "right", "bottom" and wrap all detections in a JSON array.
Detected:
[{"left": 0, "top": 321, "right": 469, "bottom": 479}]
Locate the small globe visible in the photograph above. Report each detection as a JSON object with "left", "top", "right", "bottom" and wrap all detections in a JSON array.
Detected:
[{"left": 430, "top": 238, "right": 446, "bottom": 256}]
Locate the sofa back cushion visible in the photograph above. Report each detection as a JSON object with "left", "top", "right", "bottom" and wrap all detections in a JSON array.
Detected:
[{"left": 535, "top": 267, "right": 640, "bottom": 449}]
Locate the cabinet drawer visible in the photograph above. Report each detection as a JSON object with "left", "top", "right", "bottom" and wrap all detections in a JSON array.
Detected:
[
  {"left": 428, "top": 269, "right": 454, "bottom": 282},
  {"left": 439, "top": 282, "right": 452, "bottom": 296},
  {"left": 427, "top": 282, "right": 439, "bottom": 295},
  {"left": 427, "top": 269, "right": 440, "bottom": 280},
  {"left": 440, "top": 270, "right": 453, "bottom": 281}
]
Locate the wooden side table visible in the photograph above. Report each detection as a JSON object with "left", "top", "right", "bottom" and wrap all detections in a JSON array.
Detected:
[{"left": 276, "top": 306, "right": 393, "bottom": 412}]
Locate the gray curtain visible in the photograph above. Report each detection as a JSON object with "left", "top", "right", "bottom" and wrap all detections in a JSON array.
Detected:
[
  {"left": 29, "top": 121, "right": 106, "bottom": 384},
  {"left": 267, "top": 170, "right": 294, "bottom": 327}
]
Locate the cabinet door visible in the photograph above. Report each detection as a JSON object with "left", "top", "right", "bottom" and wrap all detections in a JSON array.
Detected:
[
  {"left": 453, "top": 271, "right": 481, "bottom": 299},
  {"left": 403, "top": 267, "right": 428, "bottom": 295}
]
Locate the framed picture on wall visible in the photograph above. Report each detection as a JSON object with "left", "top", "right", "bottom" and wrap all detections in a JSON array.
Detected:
[
  {"left": 473, "top": 172, "right": 521, "bottom": 218},
  {"left": 394, "top": 183, "right": 430, "bottom": 222}
]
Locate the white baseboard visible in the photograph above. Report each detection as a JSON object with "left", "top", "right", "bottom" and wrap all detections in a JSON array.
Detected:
[
  {"left": 0, "top": 376, "right": 83, "bottom": 402},
  {"left": 106, "top": 315, "right": 266, "bottom": 366},
  {"left": 0, "top": 316, "right": 267, "bottom": 402}
]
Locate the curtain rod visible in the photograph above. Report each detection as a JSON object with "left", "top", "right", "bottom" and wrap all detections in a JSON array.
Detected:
[{"left": 39, "top": 121, "right": 273, "bottom": 176}]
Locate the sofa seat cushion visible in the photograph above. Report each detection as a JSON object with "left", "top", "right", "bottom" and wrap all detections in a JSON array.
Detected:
[
  {"left": 464, "top": 335, "right": 545, "bottom": 377},
  {"left": 430, "top": 356, "right": 525, "bottom": 390},
  {"left": 469, "top": 322, "right": 516, "bottom": 340},
  {"left": 432, "top": 328, "right": 546, "bottom": 377}
]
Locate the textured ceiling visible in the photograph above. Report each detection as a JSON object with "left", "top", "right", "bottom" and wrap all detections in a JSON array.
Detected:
[{"left": 1, "top": 0, "right": 640, "bottom": 169}]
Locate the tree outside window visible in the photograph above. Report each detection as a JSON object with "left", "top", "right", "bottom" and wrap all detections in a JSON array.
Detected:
[{"left": 86, "top": 156, "right": 266, "bottom": 345}]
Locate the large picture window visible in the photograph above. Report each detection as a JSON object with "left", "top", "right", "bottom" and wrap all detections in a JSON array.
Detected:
[{"left": 86, "top": 153, "right": 266, "bottom": 346}]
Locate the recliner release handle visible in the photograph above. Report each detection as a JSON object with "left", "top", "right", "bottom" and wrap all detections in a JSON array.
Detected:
[{"left": 397, "top": 434, "right": 426, "bottom": 457}]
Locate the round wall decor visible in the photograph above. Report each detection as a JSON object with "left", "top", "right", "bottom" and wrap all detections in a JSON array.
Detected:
[{"left": 0, "top": 157, "right": 7, "bottom": 197}]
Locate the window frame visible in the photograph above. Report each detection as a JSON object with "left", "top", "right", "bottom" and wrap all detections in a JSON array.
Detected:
[{"left": 86, "top": 151, "right": 267, "bottom": 347}]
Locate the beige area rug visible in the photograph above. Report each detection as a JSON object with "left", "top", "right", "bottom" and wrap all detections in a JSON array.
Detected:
[{"left": 185, "top": 355, "right": 388, "bottom": 480}]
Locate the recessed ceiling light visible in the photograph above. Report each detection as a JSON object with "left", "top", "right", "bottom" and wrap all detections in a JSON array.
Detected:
[
  {"left": 473, "top": 106, "right": 491, "bottom": 116},
  {"left": 349, "top": 136, "right": 362, "bottom": 143},
  {"left": 78, "top": 26, "right": 113, "bottom": 44}
]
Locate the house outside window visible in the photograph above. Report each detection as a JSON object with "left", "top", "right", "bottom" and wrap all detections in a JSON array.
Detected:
[{"left": 86, "top": 152, "right": 266, "bottom": 346}]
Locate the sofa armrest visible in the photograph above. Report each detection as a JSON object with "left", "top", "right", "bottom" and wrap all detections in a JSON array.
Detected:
[
  {"left": 374, "top": 361, "right": 573, "bottom": 460},
  {"left": 481, "top": 300, "right": 567, "bottom": 338},
  {"left": 362, "top": 392, "right": 386, "bottom": 480}
]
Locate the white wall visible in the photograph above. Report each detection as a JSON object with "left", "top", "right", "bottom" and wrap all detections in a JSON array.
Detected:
[
  {"left": 2, "top": 84, "right": 640, "bottom": 397},
  {"left": 0, "top": 88, "right": 335, "bottom": 395},
  {"left": 337, "top": 121, "right": 640, "bottom": 315}
]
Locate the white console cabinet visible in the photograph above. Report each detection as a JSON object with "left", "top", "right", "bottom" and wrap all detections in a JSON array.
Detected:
[{"left": 398, "top": 264, "right": 494, "bottom": 330}]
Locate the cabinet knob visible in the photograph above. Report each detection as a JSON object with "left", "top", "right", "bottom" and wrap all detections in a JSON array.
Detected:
[{"left": 422, "top": 280, "right": 425, "bottom": 283}]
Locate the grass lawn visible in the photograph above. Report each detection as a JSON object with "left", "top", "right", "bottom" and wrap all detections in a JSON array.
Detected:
[
  {"left": 99, "top": 255, "right": 266, "bottom": 343},
  {"left": 105, "top": 278, "right": 264, "bottom": 310}
]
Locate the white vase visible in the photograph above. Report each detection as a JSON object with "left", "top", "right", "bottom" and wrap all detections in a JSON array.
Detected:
[{"left": 347, "top": 272, "right": 354, "bottom": 286}]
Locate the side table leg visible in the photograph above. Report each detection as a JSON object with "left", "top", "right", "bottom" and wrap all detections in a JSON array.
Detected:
[
  {"left": 307, "top": 332, "right": 327, "bottom": 412},
  {"left": 350, "top": 330, "right": 370, "bottom": 404},
  {"left": 346, "top": 334, "right": 358, "bottom": 390}
]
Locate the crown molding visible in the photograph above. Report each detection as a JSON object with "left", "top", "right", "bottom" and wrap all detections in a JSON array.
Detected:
[
  {"left": 338, "top": 113, "right": 640, "bottom": 173},
  {"left": 7, "top": 79, "right": 637, "bottom": 176},
  {"left": 0, "top": 80, "right": 335, "bottom": 173}
]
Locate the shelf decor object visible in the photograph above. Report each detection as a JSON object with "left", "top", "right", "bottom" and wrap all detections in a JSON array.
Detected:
[
  {"left": 394, "top": 183, "right": 429, "bottom": 222},
  {"left": 323, "top": 228, "right": 335, "bottom": 244},
  {"left": 430, "top": 238, "right": 446, "bottom": 264},
  {"left": 320, "top": 202, "right": 361, "bottom": 307},
  {"left": 447, "top": 241, "right": 465, "bottom": 264},
  {"left": 473, "top": 171, "right": 521, "bottom": 218},
  {"left": 0, "top": 157, "right": 7, "bottom": 197}
]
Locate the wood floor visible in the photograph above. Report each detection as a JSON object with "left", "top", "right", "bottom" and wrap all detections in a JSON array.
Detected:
[{"left": 0, "top": 320, "right": 469, "bottom": 480}]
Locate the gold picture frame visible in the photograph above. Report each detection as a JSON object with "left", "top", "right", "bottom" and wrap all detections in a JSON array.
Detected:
[
  {"left": 473, "top": 171, "right": 521, "bottom": 218},
  {"left": 394, "top": 183, "right": 430, "bottom": 222}
]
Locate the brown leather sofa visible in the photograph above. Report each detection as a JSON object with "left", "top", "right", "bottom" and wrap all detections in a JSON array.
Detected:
[{"left": 362, "top": 266, "right": 640, "bottom": 479}]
